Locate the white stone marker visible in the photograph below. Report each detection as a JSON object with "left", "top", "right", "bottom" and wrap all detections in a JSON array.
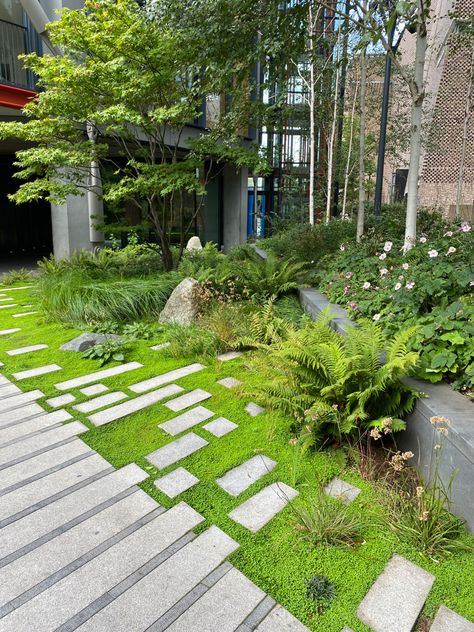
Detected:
[
  {"left": 255, "top": 605, "right": 311, "bottom": 632},
  {"left": 159, "top": 405, "right": 214, "bottom": 436},
  {"left": 88, "top": 384, "right": 183, "bottom": 427},
  {"left": 13, "top": 364, "right": 62, "bottom": 381},
  {"left": 430, "top": 606, "right": 474, "bottom": 632},
  {"left": 80, "top": 384, "right": 108, "bottom": 396},
  {"left": 357, "top": 555, "right": 435, "bottom": 632},
  {"left": 54, "top": 361, "right": 143, "bottom": 391},
  {"left": 7, "top": 344, "right": 48, "bottom": 356},
  {"left": 73, "top": 391, "right": 127, "bottom": 413},
  {"left": 164, "top": 388, "right": 212, "bottom": 412},
  {"left": 324, "top": 478, "right": 361, "bottom": 504},
  {"left": 129, "top": 362, "right": 205, "bottom": 393},
  {"left": 229, "top": 482, "right": 299, "bottom": 533},
  {"left": 203, "top": 417, "right": 238, "bottom": 437},
  {"left": 154, "top": 467, "right": 199, "bottom": 498},
  {"left": 12, "top": 311, "right": 38, "bottom": 318},
  {"left": 0, "top": 328, "right": 21, "bottom": 336},
  {"left": 146, "top": 432, "right": 208, "bottom": 469},
  {"left": 46, "top": 393, "right": 76, "bottom": 408},
  {"left": 217, "top": 455, "right": 277, "bottom": 496},
  {"left": 217, "top": 351, "right": 243, "bottom": 361},
  {"left": 245, "top": 402, "right": 265, "bottom": 416},
  {"left": 217, "top": 376, "right": 242, "bottom": 388}
]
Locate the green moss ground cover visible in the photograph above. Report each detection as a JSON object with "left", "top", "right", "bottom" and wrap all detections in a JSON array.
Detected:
[{"left": 0, "top": 285, "right": 473, "bottom": 630}]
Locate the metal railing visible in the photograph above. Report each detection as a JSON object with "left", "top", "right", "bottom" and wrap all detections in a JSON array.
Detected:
[{"left": 0, "top": 18, "right": 34, "bottom": 90}]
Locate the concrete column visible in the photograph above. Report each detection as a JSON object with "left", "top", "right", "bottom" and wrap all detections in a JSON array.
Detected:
[
  {"left": 51, "top": 193, "right": 99, "bottom": 258},
  {"left": 222, "top": 164, "right": 248, "bottom": 252}
]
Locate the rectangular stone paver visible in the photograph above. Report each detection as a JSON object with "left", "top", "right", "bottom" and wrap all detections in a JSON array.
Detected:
[
  {"left": 0, "top": 402, "right": 45, "bottom": 427},
  {"left": 0, "top": 329, "right": 21, "bottom": 336},
  {"left": 203, "top": 417, "right": 238, "bottom": 437},
  {"left": 6, "top": 344, "right": 48, "bottom": 356},
  {"left": 0, "top": 304, "right": 17, "bottom": 310},
  {"left": 217, "top": 351, "right": 243, "bottom": 361},
  {"left": 0, "top": 409, "right": 72, "bottom": 445},
  {"left": 73, "top": 392, "right": 128, "bottom": 413},
  {"left": 217, "top": 455, "right": 277, "bottom": 497},
  {"left": 255, "top": 605, "right": 310, "bottom": 632},
  {"left": 430, "top": 606, "right": 474, "bottom": 632},
  {"left": 154, "top": 467, "right": 199, "bottom": 498},
  {"left": 54, "top": 362, "right": 143, "bottom": 391},
  {"left": 159, "top": 406, "right": 214, "bottom": 436},
  {"left": 245, "top": 402, "right": 265, "bottom": 416},
  {"left": 357, "top": 554, "right": 435, "bottom": 632},
  {"left": 12, "top": 311, "right": 38, "bottom": 318},
  {"left": 0, "top": 384, "right": 21, "bottom": 399},
  {"left": 0, "top": 489, "right": 158, "bottom": 608},
  {"left": 164, "top": 389, "right": 212, "bottom": 412},
  {"left": 13, "top": 364, "right": 62, "bottom": 381},
  {"left": 129, "top": 363, "right": 205, "bottom": 394},
  {"left": 217, "top": 377, "right": 242, "bottom": 388},
  {"left": 88, "top": 384, "right": 183, "bottom": 427},
  {"left": 0, "top": 502, "right": 203, "bottom": 632},
  {"left": 0, "top": 298, "right": 14, "bottom": 302},
  {"left": 72, "top": 526, "right": 239, "bottom": 632},
  {"left": 0, "top": 389, "right": 44, "bottom": 413},
  {"left": 229, "top": 482, "right": 299, "bottom": 533},
  {"left": 324, "top": 478, "right": 361, "bottom": 504},
  {"left": 80, "top": 384, "right": 108, "bottom": 396},
  {"left": 46, "top": 394, "right": 76, "bottom": 408},
  {"left": 166, "top": 566, "right": 265, "bottom": 632},
  {"left": 146, "top": 433, "right": 209, "bottom": 470}
]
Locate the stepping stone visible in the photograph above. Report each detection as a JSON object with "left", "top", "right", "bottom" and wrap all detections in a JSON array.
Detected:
[
  {"left": 46, "top": 393, "right": 76, "bottom": 408},
  {"left": 154, "top": 466, "right": 199, "bottom": 498},
  {"left": 203, "top": 417, "right": 238, "bottom": 437},
  {"left": 217, "top": 351, "right": 243, "bottom": 361},
  {"left": 0, "top": 389, "right": 44, "bottom": 412},
  {"left": 80, "top": 384, "right": 108, "bottom": 396},
  {"left": 255, "top": 605, "right": 310, "bottom": 631},
  {"left": 54, "top": 361, "right": 143, "bottom": 391},
  {"left": 150, "top": 342, "right": 170, "bottom": 351},
  {"left": 217, "top": 376, "right": 242, "bottom": 388},
  {"left": 1, "top": 285, "right": 32, "bottom": 290},
  {"left": 6, "top": 344, "right": 48, "bottom": 356},
  {"left": 246, "top": 402, "right": 265, "bottom": 416},
  {"left": 0, "top": 304, "right": 17, "bottom": 310},
  {"left": 159, "top": 406, "right": 214, "bottom": 436},
  {"left": 324, "top": 478, "right": 361, "bottom": 504},
  {"left": 13, "top": 364, "right": 61, "bottom": 381},
  {"left": 0, "top": 409, "right": 72, "bottom": 445},
  {"left": 0, "top": 298, "right": 14, "bottom": 302},
  {"left": 12, "top": 311, "right": 38, "bottom": 318},
  {"left": 229, "top": 482, "right": 298, "bottom": 533},
  {"left": 129, "top": 362, "right": 205, "bottom": 393},
  {"left": 88, "top": 384, "right": 183, "bottom": 427},
  {"left": 0, "top": 328, "right": 21, "bottom": 336},
  {"left": 217, "top": 455, "right": 277, "bottom": 496},
  {"left": 164, "top": 388, "right": 212, "bottom": 412},
  {"left": 357, "top": 554, "right": 435, "bottom": 632},
  {"left": 73, "top": 391, "right": 127, "bottom": 413},
  {"left": 0, "top": 384, "right": 21, "bottom": 399},
  {"left": 0, "top": 402, "right": 45, "bottom": 427},
  {"left": 166, "top": 566, "right": 266, "bottom": 632},
  {"left": 430, "top": 606, "right": 474, "bottom": 632},
  {"left": 146, "top": 432, "right": 208, "bottom": 469}
]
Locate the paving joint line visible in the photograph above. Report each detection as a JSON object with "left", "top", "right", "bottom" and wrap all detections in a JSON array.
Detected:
[{"left": 235, "top": 595, "right": 277, "bottom": 632}]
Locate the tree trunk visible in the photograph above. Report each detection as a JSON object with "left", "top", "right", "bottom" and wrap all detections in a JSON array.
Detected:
[
  {"left": 456, "top": 47, "right": 474, "bottom": 218},
  {"left": 325, "top": 28, "right": 342, "bottom": 224},
  {"left": 342, "top": 77, "right": 358, "bottom": 220},
  {"left": 308, "top": 1, "right": 316, "bottom": 225},
  {"left": 356, "top": 41, "right": 367, "bottom": 243}
]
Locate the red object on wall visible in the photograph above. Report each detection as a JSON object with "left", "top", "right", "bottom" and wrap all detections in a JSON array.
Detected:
[{"left": 0, "top": 84, "right": 37, "bottom": 110}]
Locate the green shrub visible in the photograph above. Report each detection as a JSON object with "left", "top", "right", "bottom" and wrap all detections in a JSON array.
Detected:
[
  {"left": 235, "top": 297, "right": 293, "bottom": 350},
  {"left": 200, "top": 301, "right": 253, "bottom": 348},
  {"left": 82, "top": 338, "right": 125, "bottom": 366},
  {"left": 1, "top": 268, "right": 36, "bottom": 285},
  {"left": 177, "top": 242, "right": 228, "bottom": 282}
]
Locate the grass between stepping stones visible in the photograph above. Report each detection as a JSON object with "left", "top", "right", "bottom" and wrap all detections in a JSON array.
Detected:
[{"left": 0, "top": 284, "right": 473, "bottom": 631}]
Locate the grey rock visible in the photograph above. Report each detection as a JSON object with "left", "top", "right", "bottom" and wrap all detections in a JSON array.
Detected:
[
  {"left": 154, "top": 467, "right": 199, "bottom": 498},
  {"left": 203, "top": 417, "right": 238, "bottom": 437},
  {"left": 324, "top": 478, "right": 361, "bottom": 504},
  {"left": 146, "top": 433, "right": 208, "bottom": 470},
  {"left": 430, "top": 606, "right": 474, "bottom": 632},
  {"left": 159, "top": 278, "right": 200, "bottom": 326},
  {"left": 159, "top": 406, "right": 214, "bottom": 436},
  {"left": 186, "top": 236, "right": 203, "bottom": 251},
  {"left": 229, "top": 482, "right": 298, "bottom": 533},
  {"left": 60, "top": 333, "right": 121, "bottom": 353},
  {"left": 217, "top": 455, "right": 277, "bottom": 497}
]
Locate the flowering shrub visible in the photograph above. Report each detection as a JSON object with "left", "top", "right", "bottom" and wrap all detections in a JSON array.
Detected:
[{"left": 319, "top": 220, "right": 474, "bottom": 390}]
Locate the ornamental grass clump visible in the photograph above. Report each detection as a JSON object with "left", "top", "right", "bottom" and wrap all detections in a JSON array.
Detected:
[{"left": 305, "top": 575, "right": 337, "bottom": 614}]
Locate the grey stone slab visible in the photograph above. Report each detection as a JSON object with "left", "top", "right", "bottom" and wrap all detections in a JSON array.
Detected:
[
  {"left": 357, "top": 554, "right": 435, "bottom": 632},
  {"left": 73, "top": 391, "right": 127, "bottom": 413},
  {"left": 236, "top": 595, "right": 276, "bottom": 632},
  {"left": 80, "top": 384, "right": 108, "bottom": 396},
  {"left": 0, "top": 402, "right": 45, "bottom": 428},
  {"left": 0, "top": 328, "right": 21, "bottom": 336},
  {"left": 154, "top": 467, "right": 199, "bottom": 498},
  {"left": 159, "top": 406, "right": 214, "bottom": 436},
  {"left": 164, "top": 389, "right": 212, "bottom": 412},
  {"left": 88, "top": 384, "right": 183, "bottom": 427},
  {"left": 217, "top": 376, "right": 242, "bottom": 388},
  {"left": 0, "top": 374, "right": 11, "bottom": 385},
  {"left": 166, "top": 567, "right": 265, "bottom": 632},
  {"left": 430, "top": 606, "right": 474, "bottom": 632},
  {"left": 46, "top": 394, "right": 76, "bottom": 408},
  {"left": 324, "top": 478, "right": 361, "bottom": 504},
  {"left": 217, "top": 351, "right": 243, "bottom": 361},
  {"left": 129, "top": 362, "right": 205, "bottom": 394},
  {"left": 0, "top": 303, "right": 17, "bottom": 309},
  {"left": 150, "top": 342, "right": 170, "bottom": 351},
  {"left": 0, "top": 502, "right": 204, "bottom": 632},
  {"left": 203, "top": 417, "right": 238, "bottom": 437},
  {"left": 0, "top": 453, "right": 110, "bottom": 522},
  {"left": 0, "top": 421, "right": 88, "bottom": 469},
  {"left": 72, "top": 526, "right": 239, "bottom": 632},
  {"left": 0, "top": 440, "right": 91, "bottom": 492},
  {"left": 0, "top": 490, "right": 158, "bottom": 609},
  {"left": 54, "top": 362, "right": 143, "bottom": 391},
  {"left": 146, "top": 433, "right": 208, "bottom": 470},
  {"left": 342, "top": 628, "right": 355, "bottom": 632},
  {"left": 6, "top": 344, "right": 48, "bottom": 356},
  {"left": 0, "top": 298, "right": 14, "bottom": 302},
  {"left": 0, "top": 389, "right": 44, "bottom": 413},
  {"left": 245, "top": 402, "right": 265, "bottom": 416},
  {"left": 0, "top": 285, "right": 32, "bottom": 290},
  {"left": 61, "top": 333, "right": 121, "bottom": 353},
  {"left": 0, "top": 464, "right": 149, "bottom": 563},
  {"left": 217, "top": 455, "right": 277, "bottom": 497},
  {"left": 255, "top": 605, "right": 310, "bottom": 632},
  {"left": 0, "top": 409, "right": 72, "bottom": 446},
  {"left": 12, "top": 311, "right": 39, "bottom": 317},
  {"left": 13, "top": 364, "right": 62, "bottom": 381},
  {"left": 229, "top": 482, "right": 299, "bottom": 533},
  {"left": 0, "top": 384, "right": 21, "bottom": 399}
]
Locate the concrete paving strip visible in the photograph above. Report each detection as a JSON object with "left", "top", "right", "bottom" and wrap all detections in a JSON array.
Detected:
[
  {"left": 217, "top": 351, "right": 243, "bottom": 361},
  {"left": 146, "top": 433, "right": 209, "bottom": 470},
  {"left": 324, "top": 478, "right": 361, "bottom": 504},
  {"left": 202, "top": 417, "right": 238, "bottom": 437},
  {"left": 1, "top": 286, "right": 32, "bottom": 291},
  {"left": 73, "top": 392, "right": 128, "bottom": 414},
  {"left": 46, "top": 394, "right": 76, "bottom": 408},
  {"left": 255, "top": 605, "right": 311, "bottom": 631},
  {"left": 55, "top": 362, "right": 143, "bottom": 391},
  {"left": 216, "top": 455, "right": 277, "bottom": 497},
  {"left": 0, "top": 409, "right": 72, "bottom": 445},
  {"left": 6, "top": 344, "right": 48, "bottom": 356},
  {"left": 0, "top": 389, "right": 44, "bottom": 413},
  {"left": 229, "top": 482, "right": 299, "bottom": 533},
  {"left": 158, "top": 406, "right": 214, "bottom": 436},
  {"left": 429, "top": 606, "right": 474, "bottom": 632},
  {"left": 80, "top": 384, "right": 108, "bottom": 396},
  {"left": 164, "top": 389, "right": 212, "bottom": 412},
  {"left": 154, "top": 467, "right": 199, "bottom": 498},
  {"left": 0, "top": 328, "right": 21, "bottom": 336},
  {"left": 0, "top": 298, "right": 14, "bottom": 302},
  {"left": 88, "top": 384, "right": 183, "bottom": 427},
  {"left": 0, "top": 402, "right": 46, "bottom": 428},
  {"left": 129, "top": 363, "right": 206, "bottom": 394},
  {"left": 0, "top": 304, "right": 18, "bottom": 310},
  {"left": 0, "top": 384, "right": 22, "bottom": 399},
  {"left": 217, "top": 376, "right": 242, "bottom": 388},
  {"left": 13, "top": 364, "right": 62, "bottom": 381},
  {"left": 12, "top": 311, "right": 39, "bottom": 318}
]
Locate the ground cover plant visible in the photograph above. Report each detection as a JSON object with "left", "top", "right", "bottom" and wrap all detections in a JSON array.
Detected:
[{"left": 0, "top": 281, "right": 473, "bottom": 631}]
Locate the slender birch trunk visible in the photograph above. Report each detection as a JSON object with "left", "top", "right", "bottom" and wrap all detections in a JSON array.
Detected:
[
  {"left": 308, "top": 1, "right": 316, "bottom": 225},
  {"left": 342, "top": 77, "right": 358, "bottom": 220},
  {"left": 86, "top": 121, "right": 104, "bottom": 248},
  {"left": 325, "top": 28, "right": 342, "bottom": 224},
  {"left": 356, "top": 37, "right": 367, "bottom": 242}
]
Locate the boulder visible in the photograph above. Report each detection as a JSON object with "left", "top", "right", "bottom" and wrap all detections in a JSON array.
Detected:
[
  {"left": 60, "top": 332, "right": 121, "bottom": 352},
  {"left": 186, "top": 236, "right": 203, "bottom": 251},
  {"left": 159, "top": 278, "right": 200, "bottom": 326}
]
